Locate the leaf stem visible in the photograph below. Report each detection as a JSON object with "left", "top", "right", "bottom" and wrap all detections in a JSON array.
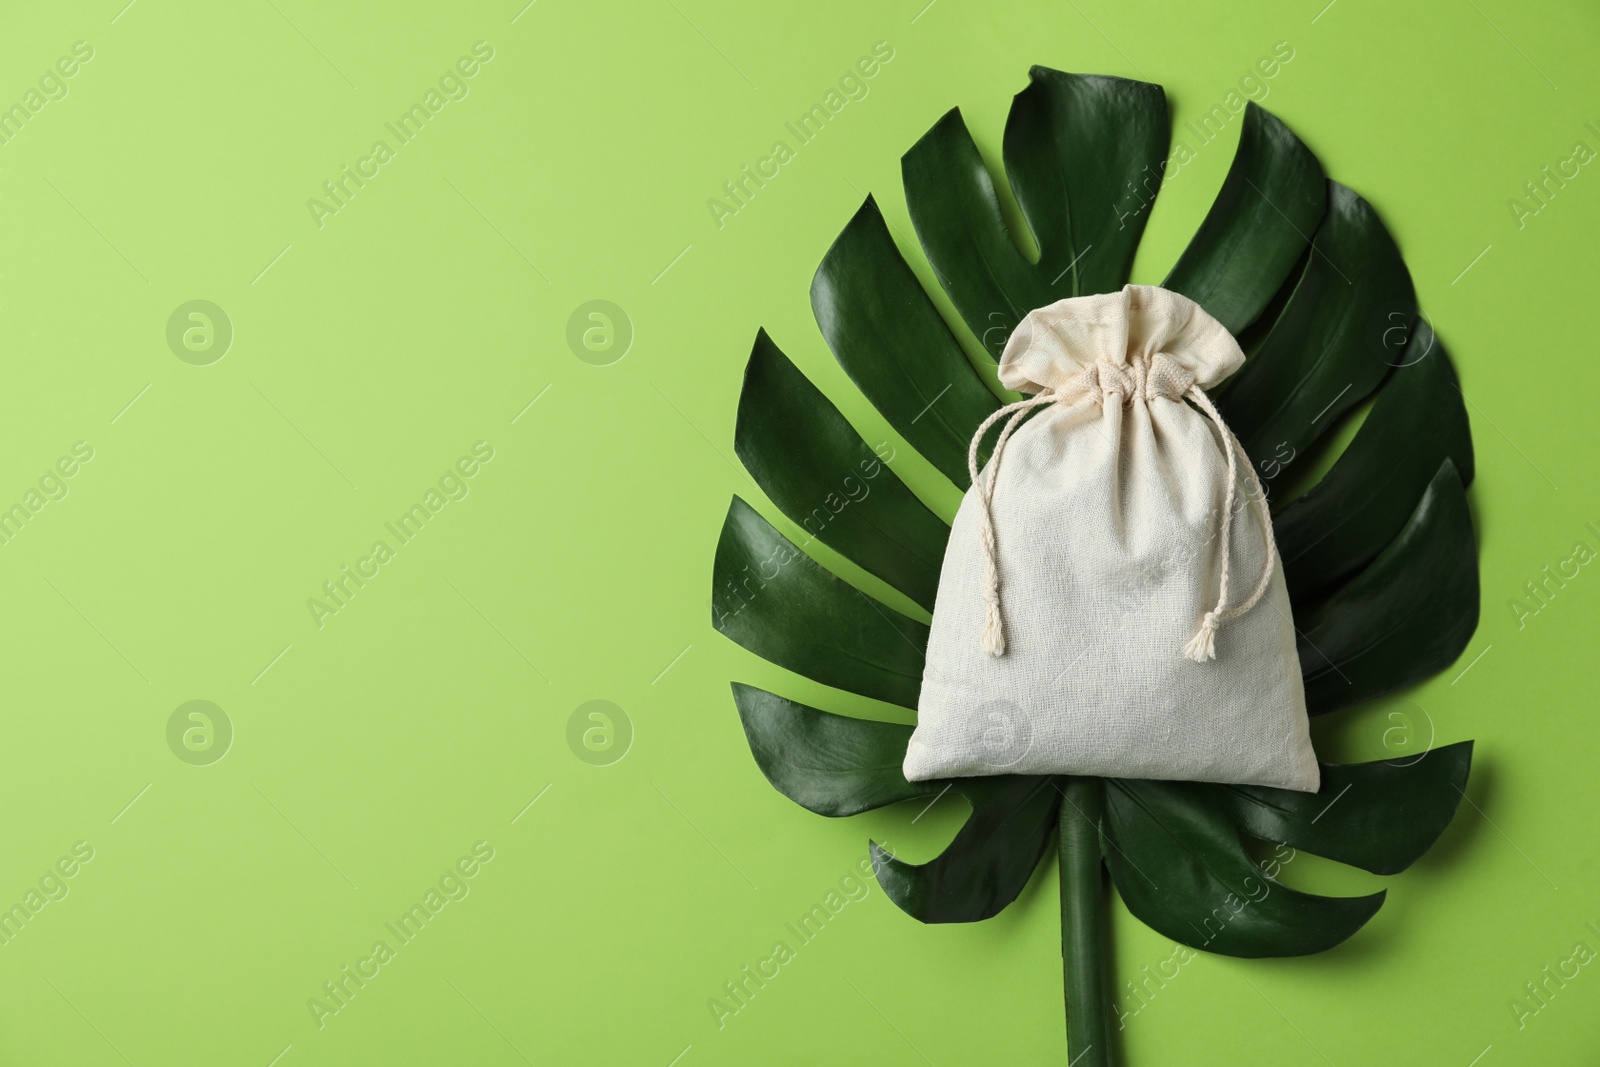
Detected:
[{"left": 1060, "top": 776, "right": 1112, "bottom": 1067}]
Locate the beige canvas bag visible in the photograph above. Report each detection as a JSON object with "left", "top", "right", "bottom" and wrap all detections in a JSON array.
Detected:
[{"left": 904, "top": 285, "right": 1319, "bottom": 792}]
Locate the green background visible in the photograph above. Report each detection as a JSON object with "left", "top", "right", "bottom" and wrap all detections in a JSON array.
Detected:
[{"left": 0, "top": 0, "right": 1595, "bottom": 1063}]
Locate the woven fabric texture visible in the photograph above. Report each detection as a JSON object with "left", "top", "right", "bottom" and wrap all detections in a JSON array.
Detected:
[{"left": 904, "top": 285, "right": 1320, "bottom": 793}]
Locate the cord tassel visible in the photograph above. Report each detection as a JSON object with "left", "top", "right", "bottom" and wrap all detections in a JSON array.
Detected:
[{"left": 1183, "top": 611, "right": 1219, "bottom": 663}]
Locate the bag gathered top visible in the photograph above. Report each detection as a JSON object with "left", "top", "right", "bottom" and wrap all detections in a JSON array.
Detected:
[{"left": 903, "top": 284, "right": 1320, "bottom": 793}]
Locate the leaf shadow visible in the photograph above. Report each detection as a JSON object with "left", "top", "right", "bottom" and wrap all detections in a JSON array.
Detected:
[
  {"left": 1415, "top": 752, "right": 1495, "bottom": 876},
  {"left": 1465, "top": 486, "right": 1488, "bottom": 556},
  {"left": 1292, "top": 753, "right": 1495, "bottom": 977}
]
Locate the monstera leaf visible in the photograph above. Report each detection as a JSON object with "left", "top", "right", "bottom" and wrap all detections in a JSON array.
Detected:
[{"left": 713, "top": 67, "right": 1479, "bottom": 1066}]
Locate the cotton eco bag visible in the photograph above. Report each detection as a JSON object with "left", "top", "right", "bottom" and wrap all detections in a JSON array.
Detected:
[{"left": 904, "top": 285, "right": 1319, "bottom": 792}]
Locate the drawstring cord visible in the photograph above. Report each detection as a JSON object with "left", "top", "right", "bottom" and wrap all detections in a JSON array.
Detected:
[
  {"left": 1180, "top": 385, "right": 1276, "bottom": 662},
  {"left": 967, "top": 392, "right": 1060, "bottom": 657},
  {"left": 965, "top": 375, "right": 1275, "bottom": 662}
]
